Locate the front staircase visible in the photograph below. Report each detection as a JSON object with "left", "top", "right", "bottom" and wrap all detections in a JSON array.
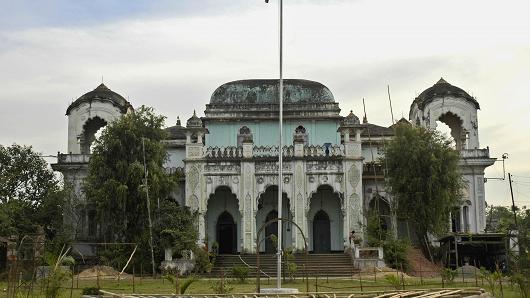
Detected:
[{"left": 210, "top": 253, "right": 358, "bottom": 278}]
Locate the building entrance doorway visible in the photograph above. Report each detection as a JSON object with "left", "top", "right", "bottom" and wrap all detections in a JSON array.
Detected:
[
  {"left": 217, "top": 211, "right": 236, "bottom": 254},
  {"left": 265, "top": 210, "right": 278, "bottom": 254},
  {"left": 313, "top": 210, "right": 331, "bottom": 253}
]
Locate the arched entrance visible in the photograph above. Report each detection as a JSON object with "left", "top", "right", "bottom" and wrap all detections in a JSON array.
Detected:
[
  {"left": 265, "top": 210, "right": 278, "bottom": 253},
  {"left": 217, "top": 211, "right": 236, "bottom": 254},
  {"left": 313, "top": 210, "right": 331, "bottom": 253},
  {"left": 308, "top": 185, "right": 343, "bottom": 252},
  {"left": 207, "top": 186, "right": 240, "bottom": 254},
  {"left": 256, "top": 185, "right": 292, "bottom": 252}
]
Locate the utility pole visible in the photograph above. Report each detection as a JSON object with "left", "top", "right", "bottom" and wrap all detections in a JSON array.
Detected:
[
  {"left": 507, "top": 173, "right": 518, "bottom": 227},
  {"left": 142, "top": 138, "right": 156, "bottom": 277}
]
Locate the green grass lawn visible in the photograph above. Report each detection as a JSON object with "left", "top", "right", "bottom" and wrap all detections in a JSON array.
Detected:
[{"left": 0, "top": 275, "right": 524, "bottom": 297}]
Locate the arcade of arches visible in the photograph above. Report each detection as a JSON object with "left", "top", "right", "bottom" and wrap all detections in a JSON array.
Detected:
[{"left": 205, "top": 185, "right": 347, "bottom": 254}]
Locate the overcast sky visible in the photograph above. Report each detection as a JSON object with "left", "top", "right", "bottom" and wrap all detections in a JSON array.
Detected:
[{"left": 1, "top": 0, "right": 529, "bottom": 207}]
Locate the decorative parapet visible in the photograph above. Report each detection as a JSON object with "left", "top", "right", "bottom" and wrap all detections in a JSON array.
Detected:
[
  {"left": 57, "top": 153, "right": 91, "bottom": 164},
  {"left": 304, "top": 144, "right": 344, "bottom": 157},
  {"left": 306, "top": 160, "right": 343, "bottom": 173},
  {"left": 202, "top": 144, "right": 345, "bottom": 160},
  {"left": 204, "top": 162, "right": 241, "bottom": 175},
  {"left": 253, "top": 145, "right": 294, "bottom": 158},
  {"left": 255, "top": 161, "right": 292, "bottom": 174},
  {"left": 460, "top": 148, "right": 490, "bottom": 159},
  {"left": 204, "top": 146, "right": 243, "bottom": 159}
]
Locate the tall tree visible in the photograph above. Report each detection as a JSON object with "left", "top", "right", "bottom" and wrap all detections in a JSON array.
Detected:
[
  {"left": 384, "top": 123, "right": 463, "bottom": 248},
  {"left": 84, "top": 105, "right": 176, "bottom": 243},
  {"left": 0, "top": 144, "right": 63, "bottom": 238}
]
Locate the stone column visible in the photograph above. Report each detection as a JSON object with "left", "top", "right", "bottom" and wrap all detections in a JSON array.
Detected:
[
  {"left": 342, "top": 128, "right": 363, "bottom": 249},
  {"left": 241, "top": 141, "right": 255, "bottom": 252},
  {"left": 293, "top": 140, "right": 306, "bottom": 251}
]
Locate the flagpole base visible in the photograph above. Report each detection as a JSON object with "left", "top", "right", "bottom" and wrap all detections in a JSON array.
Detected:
[{"left": 260, "top": 288, "right": 299, "bottom": 294}]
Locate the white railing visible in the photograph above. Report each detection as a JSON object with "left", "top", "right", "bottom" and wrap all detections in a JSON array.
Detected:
[
  {"left": 204, "top": 144, "right": 344, "bottom": 159},
  {"left": 57, "top": 153, "right": 91, "bottom": 164},
  {"left": 204, "top": 146, "right": 243, "bottom": 158},
  {"left": 460, "top": 148, "right": 490, "bottom": 159},
  {"left": 303, "top": 144, "right": 344, "bottom": 157},
  {"left": 253, "top": 145, "right": 294, "bottom": 158}
]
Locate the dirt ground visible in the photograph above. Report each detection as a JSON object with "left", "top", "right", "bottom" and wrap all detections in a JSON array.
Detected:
[
  {"left": 406, "top": 248, "right": 441, "bottom": 277},
  {"left": 76, "top": 265, "right": 131, "bottom": 280}
]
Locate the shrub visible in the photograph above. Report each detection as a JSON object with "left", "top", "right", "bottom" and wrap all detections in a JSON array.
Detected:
[
  {"left": 193, "top": 247, "right": 213, "bottom": 273},
  {"left": 283, "top": 247, "right": 297, "bottom": 281},
  {"left": 384, "top": 274, "right": 402, "bottom": 290},
  {"left": 440, "top": 268, "right": 457, "bottom": 283},
  {"left": 81, "top": 287, "right": 100, "bottom": 295},
  {"left": 231, "top": 265, "right": 250, "bottom": 283},
  {"left": 381, "top": 237, "right": 409, "bottom": 270},
  {"left": 210, "top": 276, "right": 233, "bottom": 294}
]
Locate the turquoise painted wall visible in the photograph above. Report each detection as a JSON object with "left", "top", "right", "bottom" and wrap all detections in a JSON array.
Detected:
[{"left": 205, "top": 120, "right": 341, "bottom": 147}]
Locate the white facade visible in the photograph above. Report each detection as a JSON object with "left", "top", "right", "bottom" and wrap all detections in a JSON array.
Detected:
[{"left": 53, "top": 78, "right": 495, "bottom": 250}]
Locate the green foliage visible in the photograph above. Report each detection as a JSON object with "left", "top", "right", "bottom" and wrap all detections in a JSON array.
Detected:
[
  {"left": 440, "top": 267, "right": 457, "bottom": 283},
  {"left": 193, "top": 247, "right": 213, "bottom": 273},
  {"left": 162, "top": 271, "right": 198, "bottom": 294},
  {"left": 384, "top": 123, "right": 463, "bottom": 246},
  {"left": 0, "top": 144, "right": 64, "bottom": 238},
  {"left": 283, "top": 247, "right": 297, "bottom": 281},
  {"left": 381, "top": 236, "right": 410, "bottom": 270},
  {"left": 210, "top": 271, "right": 233, "bottom": 294},
  {"left": 365, "top": 209, "right": 387, "bottom": 247},
  {"left": 84, "top": 105, "right": 174, "bottom": 244},
  {"left": 509, "top": 272, "right": 529, "bottom": 298},
  {"left": 231, "top": 265, "right": 250, "bottom": 283},
  {"left": 42, "top": 248, "right": 75, "bottom": 298},
  {"left": 478, "top": 267, "right": 506, "bottom": 297},
  {"left": 81, "top": 287, "right": 100, "bottom": 295},
  {"left": 384, "top": 274, "right": 402, "bottom": 290},
  {"left": 157, "top": 200, "right": 198, "bottom": 257}
]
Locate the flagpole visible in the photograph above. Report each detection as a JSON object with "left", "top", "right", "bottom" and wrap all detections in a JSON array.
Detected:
[
  {"left": 264, "top": 0, "right": 283, "bottom": 289},
  {"left": 277, "top": 0, "right": 284, "bottom": 289}
]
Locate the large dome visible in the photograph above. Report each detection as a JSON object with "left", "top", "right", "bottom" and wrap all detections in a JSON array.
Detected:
[
  {"left": 66, "top": 83, "right": 132, "bottom": 115},
  {"left": 413, "top": 78, "right": 479, "bottom": 110},
  {"left": 210, "top": 79, "right": 334, "bottom": 104}
]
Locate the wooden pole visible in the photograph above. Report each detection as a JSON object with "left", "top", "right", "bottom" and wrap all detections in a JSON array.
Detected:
[
  {"left": 132, "top": 266, "right": 135, "bottom": 293},
  {"left": 70, "top": 265, "right": 74, "bottom": 298},
  {"left": 175, "top": 271, "right": 180, "bottom": 295}
]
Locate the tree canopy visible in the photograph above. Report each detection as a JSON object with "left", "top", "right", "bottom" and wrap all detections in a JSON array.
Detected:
[
  {"left": 384, "top": 123, "right": 463, "bottom": 240},
  {"left": 84, "top": 105, "right": 197, "bottom": 269},
  {"left": 84, "top": 106, "right": 175, "bottom": 242},
  {"left": 0, "top": 144, "right": 64, "bottom": 238}
]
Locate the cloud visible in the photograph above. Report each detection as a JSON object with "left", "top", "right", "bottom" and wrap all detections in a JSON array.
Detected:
[{"left": 1, "top": 0, "right": 530, "bottom": 206}]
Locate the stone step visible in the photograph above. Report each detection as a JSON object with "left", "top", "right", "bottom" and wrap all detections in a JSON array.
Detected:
[{"left": 209, "top": 253, "right": 357, "bottom": 277}]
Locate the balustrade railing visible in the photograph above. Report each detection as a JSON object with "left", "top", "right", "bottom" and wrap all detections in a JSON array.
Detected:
[
  {"left": 57, "top": 153, "right": 91, "bottom": 164},
  {"left": 204, "top": 146, "right": 243, "bottom": 159},
  {"left": 253, "top": 145, "right": 294, "bottom": 158},
  {"left": 204, "top": 144, "right": 344, "bottom": 159},
  {"left": 303, "top": 144, "right": 344, "bottom": 157}
]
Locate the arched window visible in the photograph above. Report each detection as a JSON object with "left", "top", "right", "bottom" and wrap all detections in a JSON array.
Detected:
[
  {"left": 463, "top": 205, "right": 470, "bottom": 232},
  {"left": 80, "top": 116, "right": 107, "bottom": 154},
  {"left": 237, "top": 126, "right": 253, "bottom": 145},
  {"left": 437, "top": 112, "right": 465, "bottom": 150},
  {"left": 293, "top": 125, "right": 308, "bottom": 144}
]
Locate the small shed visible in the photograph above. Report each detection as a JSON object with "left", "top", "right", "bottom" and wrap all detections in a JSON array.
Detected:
[{"left": 438, "top": 233, "right": 512, "bottom": 271}]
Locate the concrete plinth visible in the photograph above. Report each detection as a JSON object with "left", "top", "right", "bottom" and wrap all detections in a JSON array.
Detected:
[{"left": 260, "top": 288, "right": 299, "bottom": 294}]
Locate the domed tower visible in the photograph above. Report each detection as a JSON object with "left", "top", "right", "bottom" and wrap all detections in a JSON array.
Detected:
[
  {"left": 52, "top": 83, "right": 132, "bottom": 240},
  {"left": 409, "top": 78, "right": 480, "bottom": 150},
  {"left": 409, "top": 78, "right": 494, "bottom": 233},
  {"left": 65, "top": 83, "right": 133, "bottom": 154}
]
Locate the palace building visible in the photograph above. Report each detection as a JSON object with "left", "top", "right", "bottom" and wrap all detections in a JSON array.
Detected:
[{"left": 52, "top": 78, "right": 495, "bottom": 254}]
